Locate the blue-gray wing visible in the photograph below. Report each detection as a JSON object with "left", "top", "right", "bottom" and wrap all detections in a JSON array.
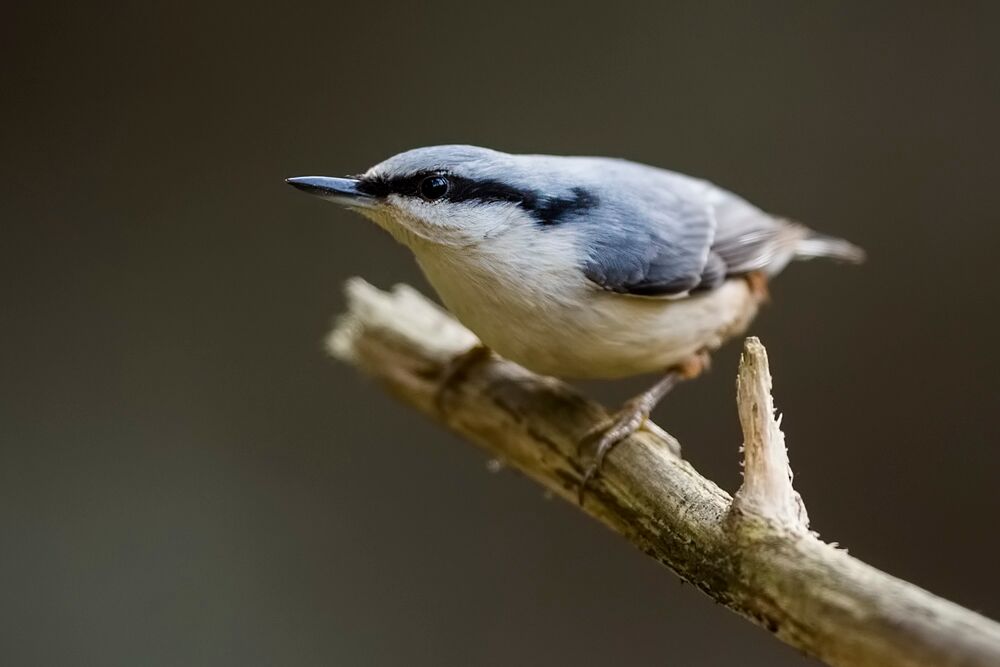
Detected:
[
  {"left": 582, "top": 193, "right": 719, "bottom": 297},
  {"left": 582, "top": 178, "right": 804, "bottom": 297}
]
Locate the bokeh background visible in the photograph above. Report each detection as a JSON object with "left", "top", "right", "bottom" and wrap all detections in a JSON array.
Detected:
[{"left": 4, "top": 2, "right": 999, "bottom": 665}]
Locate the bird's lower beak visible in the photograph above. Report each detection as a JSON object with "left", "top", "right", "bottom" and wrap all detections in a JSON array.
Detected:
[{"left": 285, "top": 176, "right": 376, "bottom": 209}]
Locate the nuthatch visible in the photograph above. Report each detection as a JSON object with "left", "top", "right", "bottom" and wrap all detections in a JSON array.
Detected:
[{"left": 288, "top": 145, "right": 863, "bottom": 498}]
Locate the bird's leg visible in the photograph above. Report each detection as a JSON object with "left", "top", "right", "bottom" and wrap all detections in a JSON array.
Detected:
[
  {"left": 745, "top": 270, "right": 770, "bottom": 302},
  {"left": 577, "top": 352, "right": 709, "bottom": 504},
  {"left": 434, "top": 344, "right": 493, "bottom": 414}
]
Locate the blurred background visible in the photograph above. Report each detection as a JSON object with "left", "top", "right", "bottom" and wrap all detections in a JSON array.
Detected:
[{"left": 3, "top": 2, "right": 999, "bottom": 665}]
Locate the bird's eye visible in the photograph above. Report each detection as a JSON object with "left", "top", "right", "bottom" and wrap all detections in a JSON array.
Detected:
[{"left": 419, "top": 175, "right": 450, "bottom": 201}]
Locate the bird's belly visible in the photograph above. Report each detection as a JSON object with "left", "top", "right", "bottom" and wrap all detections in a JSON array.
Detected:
[{"left": 426, "top": 266, "right": 758, "bottom": 379}]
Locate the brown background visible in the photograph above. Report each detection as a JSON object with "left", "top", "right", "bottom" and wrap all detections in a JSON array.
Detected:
[{"left": 3, "top": 2, "right": 999, "bottom": 665}]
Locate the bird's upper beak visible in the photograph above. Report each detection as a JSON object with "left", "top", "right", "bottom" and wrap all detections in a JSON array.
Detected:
[{"left": 285, "top": 176, "right": 376, "bottom": 209}]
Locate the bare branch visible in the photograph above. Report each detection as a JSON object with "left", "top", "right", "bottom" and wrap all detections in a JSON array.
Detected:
[
  {"left": 328, "top": 278, "right": 1000, "bottom": 667},
  {"left": 731, "top": 337, "right": 809, "bottom": 530}
]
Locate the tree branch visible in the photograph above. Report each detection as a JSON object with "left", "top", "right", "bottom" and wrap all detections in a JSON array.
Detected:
[
  {"left": 731, "top": 337, "right": 810, "bottom": 530},
  {"left": 327, "top": 277, "right": 1000, "bottom": 667}
]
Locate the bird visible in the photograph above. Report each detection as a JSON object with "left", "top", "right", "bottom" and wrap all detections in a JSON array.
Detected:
[{"left": 287, "top": 145, "right": 863, "bottom": 501}]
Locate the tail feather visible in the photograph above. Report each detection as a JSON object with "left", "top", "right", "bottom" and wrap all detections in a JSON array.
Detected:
[{"left": 794, "top": 232, "right": 866, "bottom": 264}]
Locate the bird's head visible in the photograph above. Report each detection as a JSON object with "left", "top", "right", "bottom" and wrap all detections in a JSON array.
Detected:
[{"left": 287, "top": 145, "right": 600, "bottom": 249}]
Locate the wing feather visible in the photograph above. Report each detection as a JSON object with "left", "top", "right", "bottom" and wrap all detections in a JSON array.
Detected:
[
  {"left": 583, "top": 194, "right": 716, "bottom": 297},
  {"left": 581, "top": 166, "right": 815, "bottom": 298}
]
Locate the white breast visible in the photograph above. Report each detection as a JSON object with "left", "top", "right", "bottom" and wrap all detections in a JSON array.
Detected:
[{"left": 410, "top": 226, "right": 759, "bottom": 380}]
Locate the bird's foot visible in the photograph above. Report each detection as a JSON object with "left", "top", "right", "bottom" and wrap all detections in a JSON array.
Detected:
[
  {"left": 433, "top": 344, "right": 492, "bottom": 414},
  {"left": 576, "top": 352, "right": 709, "bottom": 504},
  {"left": 577, "top": 395, "right": 658, "bottom": 504}
]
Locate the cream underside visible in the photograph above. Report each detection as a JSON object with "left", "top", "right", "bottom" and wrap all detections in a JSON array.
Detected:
[{"left": 415, "top": 248, "right": 760, "bottom": 380}]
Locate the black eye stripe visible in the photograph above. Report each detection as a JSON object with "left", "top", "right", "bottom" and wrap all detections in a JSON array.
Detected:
[
  {"left": 532, "top": 187, "right": 599, "bottom": 226},
  {"left": 447, "top": 178, "right": 526, "bottom": 205},
  {"left": 356, "top": 172, "right": 598, "bottom": 226},
  {"left": 356, "top": 172, "right": 523, "bottom": 203}
]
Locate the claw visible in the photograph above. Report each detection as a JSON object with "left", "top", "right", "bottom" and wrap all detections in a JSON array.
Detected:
[
  {"left": 577, "top": 400, "right": 652, "bottom": 504},
  {"left": 575, "top": 354, "right": 710, "bottom": 505}
]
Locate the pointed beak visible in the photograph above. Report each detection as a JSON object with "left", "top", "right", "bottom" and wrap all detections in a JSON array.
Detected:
[{"left": 285, "top": 176, "right": 376, "bottom": 208}]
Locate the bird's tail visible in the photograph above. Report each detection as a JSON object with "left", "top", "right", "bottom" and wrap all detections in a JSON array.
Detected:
[{"left": 793, "top": 230, "right": 866, "bottom": 265}]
